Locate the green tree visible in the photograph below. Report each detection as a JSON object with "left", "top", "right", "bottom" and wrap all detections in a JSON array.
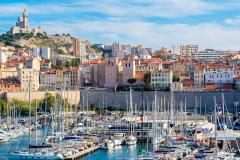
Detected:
[
  {"left": 42, "top": 93, "right": 55, "bottom": 112},
  {"left": 173, "top": 75, "right": 180, "bottom": 82},
  {"left": 127, "top": 78, "right": 137, "bottom": 85},
  {"left": 143, "top": 72, "right": 151, "bottom": 90}
]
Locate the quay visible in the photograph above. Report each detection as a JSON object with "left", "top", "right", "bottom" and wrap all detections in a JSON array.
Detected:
[{"left": 64, "top": 145, "right": 100, "bottom": 160}]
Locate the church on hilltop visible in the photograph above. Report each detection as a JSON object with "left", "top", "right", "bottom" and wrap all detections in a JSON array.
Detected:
[{"left": 7, "top": 9, "right": 44, "bottom": 35}]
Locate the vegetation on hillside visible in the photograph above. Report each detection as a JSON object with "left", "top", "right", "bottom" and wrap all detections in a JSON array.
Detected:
[{"left": 0, "top": 33, "right": 73, "bottom": 54}]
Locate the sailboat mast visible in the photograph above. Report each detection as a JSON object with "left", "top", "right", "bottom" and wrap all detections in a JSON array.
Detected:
[
  {"left": 35, "top": 100, "right": 37, "bottom": 145},
  {"left": 141, "top": 87, "right": 144, "bottom": 149},
  {"left": 214, "top": 96, "right": 218, "bottom": 158},
  {"left": 222, "top": 92, "right": 225, "bottom": 125},
  {"left": 28, "top": 79, "right": 31, "bottom": 151},
  {"left": 130, "top": 86, "right": 133, "bottom": 135},
  {"left": 169, "top": 91, "right": 174, "bottom": 136},
  {"left": 45, "top": 90, "right": 48, "bottom": 137},
  {"left": 153, "top": 90, "right": 157, "bottom": 151}
]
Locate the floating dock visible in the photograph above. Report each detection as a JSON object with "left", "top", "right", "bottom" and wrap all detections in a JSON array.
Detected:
[{"left": 64, "top": 145, "right": 100, "bottom": 160}]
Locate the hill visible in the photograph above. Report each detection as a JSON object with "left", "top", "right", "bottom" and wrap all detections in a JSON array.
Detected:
[{"left": 0, "top": 33, "right": 73, "bottom": 54}]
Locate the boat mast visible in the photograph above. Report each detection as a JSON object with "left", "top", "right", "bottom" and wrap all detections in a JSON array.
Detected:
[
  {"left": 130, "top": 86, "right": 133, "bottom": 136},
  {"left": 222, "top": 92, "right": 225, "bottom": 125},
  {"left": 214, "top": 96, "right": 218, "bottom": 159},
  {"left": 74, "top": 87, "right": 78, "bottom": 136},
  {"left": 169, "top": 91, "right": 174, "bottom": 136},
  {"left": 28, "top": 79, "right": 31, "bottom": 152},
  {"left": 141, "top": 87, "right": 144, "bottom": 150},
  {"left": 44, "top": 90, "right": 48, "bottom": 138},
  {"left": 35, "top": 100, "right": 37, "bottom": 146},
  {"left": 153, "top": 90, "right": 157, "bottom": 151}
]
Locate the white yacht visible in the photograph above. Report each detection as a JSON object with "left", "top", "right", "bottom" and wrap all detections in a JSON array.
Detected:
[
  {"left": 125, "top": 135, "right": 137, "bottom": 145},
  {"left": 101, "top": 139, "right": 114, "bottom": 149},
  {"left": 112, "top": 133, "right": 125, "bottom": 146}
]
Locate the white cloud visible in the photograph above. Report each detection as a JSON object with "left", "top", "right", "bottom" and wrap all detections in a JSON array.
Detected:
[
  {"left": 225, "top": 16, "right": 240, "bottom": 25},
  {"left": 0, "top": 0, "right": 235, "bottom": 18},
  {"left": 40, "top": 19, "right": 240, "bottom": 50},
  {"left": 72, "top": 0, "right": 223, "bottom": 18}
]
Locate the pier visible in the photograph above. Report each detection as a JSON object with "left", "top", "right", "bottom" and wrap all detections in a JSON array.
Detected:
[{"left": 64, "top": 145, "right": 100, "bottom": 160}]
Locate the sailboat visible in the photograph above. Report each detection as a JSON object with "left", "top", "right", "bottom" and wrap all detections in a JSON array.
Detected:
[
  {"left": 8, "top": 80, "right": 63, "bottom": 160},
  {"left": 126, "top": 87, "right": 137, "bottom": 145}
]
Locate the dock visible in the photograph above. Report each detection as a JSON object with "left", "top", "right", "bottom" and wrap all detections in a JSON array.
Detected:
[{"left": 64, "top": 145, "right": 100, "bottom": 160}]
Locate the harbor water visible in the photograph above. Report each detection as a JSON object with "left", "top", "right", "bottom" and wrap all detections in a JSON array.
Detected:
[{"left": 0, "top": 129, "right": 146, "bottom": 160}]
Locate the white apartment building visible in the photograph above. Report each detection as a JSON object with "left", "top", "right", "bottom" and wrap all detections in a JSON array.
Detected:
[
  {"left": 41, "top": 47, "right": 51, "bottom": 59},
  {"left": 30, "top": 48, "right": 41, "bottom": 57},
  {"left": 173, "top": 45, "right": 198, "bottom": 57},
  {"left": 194, "top": 65, "right": 205, "bottom": 87},
  {"left": 19, "top": 68, "right": 39, "bottom": 91},
  {"left": 205, "top": 65, "right": 233, "bottom": 84},
  {"left": 40, "top": 70, "right": 56, "bottom": 86},
  {"left": 139, "top": 50, "right": 151, "bottom": 59},
  {"left": 150, "top": 69, "right": 173, "bottom": 89},
  {"left": 30, "top": 47, "right": 51, "bottom": 59},
  {"left": 193, "top": 49, "right": 228, "bottom": 61},
  {"left": 136, "top": 62, "right": 162, "bottom": 72},
  {"left": 0, "top": 48, "right": 8, "bottom": 63},
  {"left": 18, "top": 57, "right": 41, "bottom": 91},
  {"left": 0, "top": 47, "right": 14, "bottom": 63}
]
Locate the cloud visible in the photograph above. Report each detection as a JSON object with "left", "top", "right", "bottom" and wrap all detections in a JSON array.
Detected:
[
  {"left": 39, "top": 19, "right": 240, "bottom": 50},
  {"left": 72, "top": 0, "right": 223, "bottom": 18},
  {"left": 0, "top": 0, "right": 235, "bottom": 18},
  {"left": 225, "top": 16, "right": 240, "bottom": 25},
  {"left": 2, "top": 0, "right": 240, "bottom": 50}
]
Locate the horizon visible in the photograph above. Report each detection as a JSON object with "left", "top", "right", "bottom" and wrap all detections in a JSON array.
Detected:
[{"left": 1, "top": 0, "right": 240, "bottom": 50}]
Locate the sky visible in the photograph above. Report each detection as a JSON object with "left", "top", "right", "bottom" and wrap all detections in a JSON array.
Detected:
[{"left": 1, "top": 0, "right": 240, "bottom": 50}]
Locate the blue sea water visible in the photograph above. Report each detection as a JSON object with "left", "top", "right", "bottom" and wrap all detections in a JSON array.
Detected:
[
  {"left": 0, "top": 129, "right": 45, "bottom": 160},
  {"left": 83, "top": 145, "right": 141, "bottom": 160},
  {"left": 0, "top": 130, "right": 148, "bottom": 160}
]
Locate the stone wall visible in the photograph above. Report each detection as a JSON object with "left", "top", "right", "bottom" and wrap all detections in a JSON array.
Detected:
[
  {"left": 80, "top": 90, "right": 240, "bottom": 113},
  {"left": 6, "top": 90, "right": 80, "bottom": 105},
  {"left": 5, "top": 90, "right": 240, "bottom": 114}
]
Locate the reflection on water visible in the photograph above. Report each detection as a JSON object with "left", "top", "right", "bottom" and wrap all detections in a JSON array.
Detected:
[
  {"left": 0, "top": 129, "right": 45, "bottom": 160},
  {"left": 0, "top": 129, "right": 150, "bottom": 160},
  {"left": 83, "top": 144, "right": 148, "bottom": 160}
]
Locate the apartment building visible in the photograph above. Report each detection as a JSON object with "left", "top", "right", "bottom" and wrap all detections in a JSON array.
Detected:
[
  {"left": 73, "top": 39, "right": 87, "bottom": 62},
  {"left": 19, "top": 68, "right": 39, "bottom": 91},
  {"left": 173, "top": 45, "right": 198, "bottom": 57},
  {"left": 205, "top": 64, "right": 233, "bottom": 85},
  {"left": 194, "top": 64, "right": 205, "bottom": 87},
  {"left": 55, "top": 67, "right": 81, "bottom": 88},
  {"left": 193, "top": 49, "right": 229, "bottom": 61},
  {"left": 39, "top": 69, "right": 56, "bottom": 86},
  {"left": 150, "top": 69, "right": 173, "bottom": 89}
]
